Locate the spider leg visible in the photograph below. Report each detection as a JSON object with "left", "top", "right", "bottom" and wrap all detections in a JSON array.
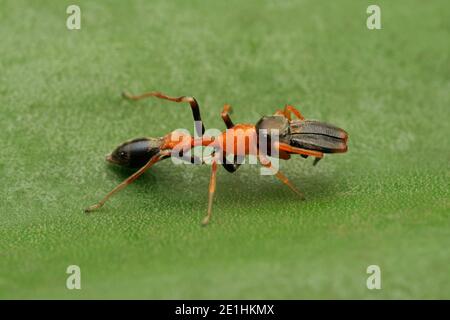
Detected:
[
  {"left": 258, "top": 154, "right": 305, "bottom": 199},
  {"left": 122, "top": 91, "right": 205, "bottom": 136},
  {"left": 202, "top": 158, "right": 218, "bottom": 225},
  {"left": 274, "top": 105, "right": 305, "bottom": 120},
  {"left": 221, "top": 104, "right": 234, "bottom": 129},
  {"left": 220, "top": 104, "right": 241, "bottom": 173},
  {"left": 84, "top": 152, "right": 166, "bottom": 213},
  {"left": 277, "top": 142, "right": 324, "bottom": 158}
]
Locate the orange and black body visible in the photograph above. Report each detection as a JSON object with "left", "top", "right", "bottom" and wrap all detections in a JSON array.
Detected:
[
  {"left": 86, "top": 91, "right": 349, "bottom": 225},
  {"left": 108, "top": 118, "right": 348, "bottom": 170}
]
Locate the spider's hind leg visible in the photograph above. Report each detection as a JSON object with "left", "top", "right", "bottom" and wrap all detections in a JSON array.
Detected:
[{"left": 122, "top": 91, "right": 205, "bottom": 136}]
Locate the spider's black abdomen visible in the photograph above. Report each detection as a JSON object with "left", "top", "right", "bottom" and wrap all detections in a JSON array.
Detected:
[{"left": 107, "top": 137, "right": 163, "bottom": 168}]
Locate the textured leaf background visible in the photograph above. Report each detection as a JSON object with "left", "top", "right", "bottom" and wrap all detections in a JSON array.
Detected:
[{"left": 0, "top": 0, "right": 449, "bottom": 298}]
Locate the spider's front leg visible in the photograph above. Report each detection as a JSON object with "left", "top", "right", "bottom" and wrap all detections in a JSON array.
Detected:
[
  {"left": 258, "top": 153, "right": 305, "bottom": 200},
  {"left": 274, "top": 104, "right": 305, "bottom": 121}
]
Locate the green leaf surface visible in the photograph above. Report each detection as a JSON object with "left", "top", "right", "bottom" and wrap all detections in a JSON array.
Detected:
[{"left": 0, "top": 0, "right": 449, "bottom": 299}]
